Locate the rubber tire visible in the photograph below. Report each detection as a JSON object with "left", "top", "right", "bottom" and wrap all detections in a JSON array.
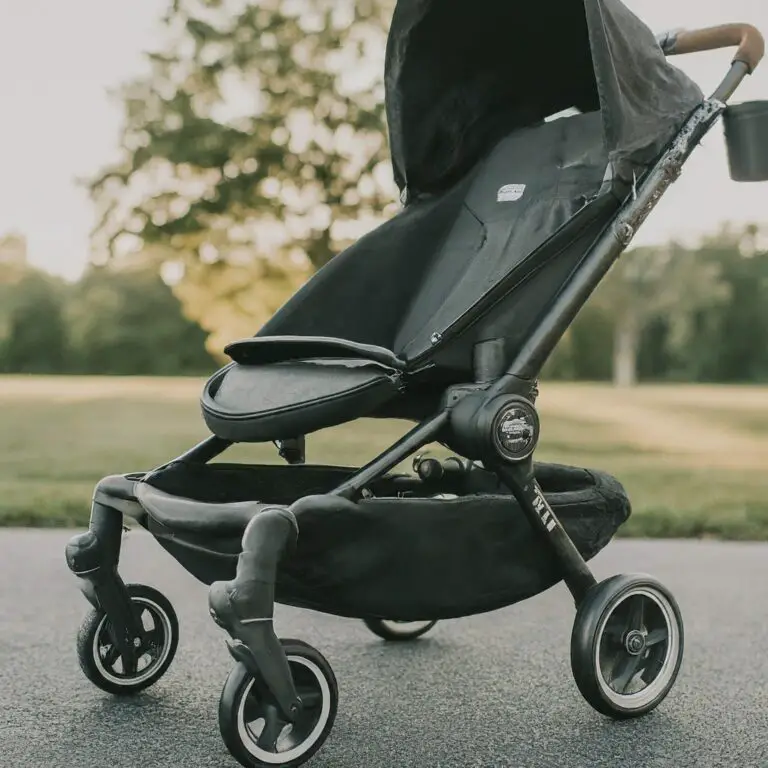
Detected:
[
  {"left": 76, "top": 583, "right": 179, "bottom": 696},
  {"left": 363, "top": 619, "right": 438, "bottom": 642},
  {"left": 570, "top": 573, "right": 684, "bottom": 719},
  {"left": 219, "top": 638, "right": 338, "bottom": 768}
]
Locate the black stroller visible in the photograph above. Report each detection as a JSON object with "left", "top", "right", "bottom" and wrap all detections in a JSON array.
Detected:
[{"left": 65, "top": 2, "right": 767, "bottom": 766}]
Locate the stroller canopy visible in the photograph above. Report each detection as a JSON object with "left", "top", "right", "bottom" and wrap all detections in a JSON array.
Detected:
[
  {"left": 384, "top": 0, "right": 704, "bottom": 199},
  {"left": 259, "top": 0, "right": 706, "bottom": 391}
]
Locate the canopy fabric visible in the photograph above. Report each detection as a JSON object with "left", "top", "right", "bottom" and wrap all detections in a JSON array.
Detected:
[{"left": 384, "top": 0, "right": 704, "bottom": 200}]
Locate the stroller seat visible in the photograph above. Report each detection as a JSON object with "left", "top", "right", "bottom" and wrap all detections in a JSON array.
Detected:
[{"left": 199, "top": 111, "right": 629, "bottom": 447}]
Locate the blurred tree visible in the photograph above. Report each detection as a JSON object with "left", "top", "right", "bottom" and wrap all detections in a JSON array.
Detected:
[
  {"left": 89, "top": 0, "right": 398, "bottom": 354},
  {"left": 679, "top": 224, "right": 768, "bottom": 383},
  {"left": 66, "top": 265, "right": 216, "bottom": 375},
  {"left": 543, "top": 303, "right": 614, "bottom": 381},
  {"left": 591, "top": 242, "right": 730, "bottom": 387},
  {"left": 636, "top": 316, "right": 674, "bottom": 382},
  {"left": 0, "top": 270, "right": 70, "bottom": 374},
  {"left": 0, "top": 232, "right": 32, "bottom": 349}
]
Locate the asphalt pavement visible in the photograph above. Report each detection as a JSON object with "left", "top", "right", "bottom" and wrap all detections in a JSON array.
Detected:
[{"left": 1, "top": 530, "right": 767, "bottom": 768}]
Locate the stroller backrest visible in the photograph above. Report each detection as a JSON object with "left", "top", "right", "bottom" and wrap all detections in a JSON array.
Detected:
[
  {"left": 257, "top": 174, "right": 472, "bottom": 352},
  {"left": 259, "top": 110, "right": 620, "bottom": 378},
  {"left": 393, "top": 111, "right": 615, "bottom": 362}
]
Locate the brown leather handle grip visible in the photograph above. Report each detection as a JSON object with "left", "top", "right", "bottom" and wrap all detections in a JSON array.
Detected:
[{"left": 669, "top": 23, "right": 765, "bottom": 73}]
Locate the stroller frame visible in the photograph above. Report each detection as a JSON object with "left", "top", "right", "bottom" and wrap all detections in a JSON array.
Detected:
[{"left": 64, "top": 23, "right": 764, "bottom": 768}]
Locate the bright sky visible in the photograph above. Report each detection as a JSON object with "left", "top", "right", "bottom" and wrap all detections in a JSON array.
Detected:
[{"left": 0, "top": 0, "right": 766, "bottom": 280}]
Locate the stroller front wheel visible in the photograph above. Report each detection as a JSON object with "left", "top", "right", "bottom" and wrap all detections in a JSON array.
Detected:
[
  {"left": 570, "top": 573, "right": 684, "bottom": 719},
  {"left": 219, "top": 638, "right": 338, "bottom": 768},
  {"left": 76, "top": 583, "right": 179, "bottom": 696},
  {"left": 363, "top": 618, "right": 438, "bottom": 641}
]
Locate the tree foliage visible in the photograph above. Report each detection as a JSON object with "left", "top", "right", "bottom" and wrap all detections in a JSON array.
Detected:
[
  {"left": 90, "top": 0, "right": 398, "bottom": 353},
  {"left": 588, "top": 241, "right": 730, "bottom": 386},
  {"left": 0, "top": 260, "right": 215, "bottom": 376},
  {"left": 0, "top": 271, "right": 70, "bottom": 374},
  {"left": 66, "top": 265, "right": 215, "bottom": 374},
  {"left": 544, "top": 224, "right": 768, "bottom": 385},
  {"left": 680, "top": 225, "right": 768, "bottom": 382}
]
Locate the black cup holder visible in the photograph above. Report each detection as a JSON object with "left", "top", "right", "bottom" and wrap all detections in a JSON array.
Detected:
[{"left": 723, "top": 101, "right": 768, "bottom": 182}]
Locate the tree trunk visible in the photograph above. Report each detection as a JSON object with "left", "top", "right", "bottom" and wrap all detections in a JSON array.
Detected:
[{"left": 613, "top": 310, "right": 639, "bottom": 387}]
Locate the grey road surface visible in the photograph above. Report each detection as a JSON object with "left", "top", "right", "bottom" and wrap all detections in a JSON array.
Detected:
[{"left": 1, "top": 530, "right": 767, "bottom": 768}]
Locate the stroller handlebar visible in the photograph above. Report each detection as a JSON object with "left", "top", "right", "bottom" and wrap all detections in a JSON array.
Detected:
[{"left": 657, "top": 23, "right": 765, "bottom": 102}]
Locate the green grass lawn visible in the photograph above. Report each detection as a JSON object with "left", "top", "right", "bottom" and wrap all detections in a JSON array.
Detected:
[{"left": 2, "top": 375, "right": 768, "bottom": 539}]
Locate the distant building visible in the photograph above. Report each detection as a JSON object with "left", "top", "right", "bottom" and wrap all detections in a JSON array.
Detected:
[{"left": 0, "top": 233, "right": 28, "bottom": 267}]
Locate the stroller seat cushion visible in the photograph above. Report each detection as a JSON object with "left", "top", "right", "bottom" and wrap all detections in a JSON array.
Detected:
[
  {"left": 135, "top": 481, "right": 272, "bottom": 536},
  {"left": 225, "top": 335, "right": 406, "bottom": 371},
  {"left": 201, "top": 358, "right": 403, "bottom": 443}
]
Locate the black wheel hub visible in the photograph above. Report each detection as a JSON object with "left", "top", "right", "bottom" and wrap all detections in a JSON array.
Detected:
[
  {"left": 624, "top": 629, "right": 646, "bottom": 656},
  {"left": 98, "top": 604, "right": 166, "bottom": 679}
]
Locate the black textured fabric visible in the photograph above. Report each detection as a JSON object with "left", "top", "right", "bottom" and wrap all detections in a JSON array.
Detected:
[
  {"left": 258, "top": 177, "right": 471, "bottom": 353},
  {"left": 259, "top": 113, "right": 621, "bottom": 380},
  {"left": 200, "top": 359, "right": 403, "bottom": 441},
  {"left": 253, "top": 1, "right": 704, "bottom": 386},
  {"left": 142, "top": 461, "right": 631, "bottom": 620},
  {"left": 393, "top": 113, "right": 616, "bottom": 364},
  {"left": 385, "top": 0, "right": 703, "bottom": 198}
]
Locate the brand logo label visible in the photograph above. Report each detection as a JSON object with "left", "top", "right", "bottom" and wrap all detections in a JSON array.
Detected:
[
  {"left": 532, "top": 489, "right": 557, "bottom": 532},
  {"left": 497, "top": 183, "right": 526, "bottom": 202}
]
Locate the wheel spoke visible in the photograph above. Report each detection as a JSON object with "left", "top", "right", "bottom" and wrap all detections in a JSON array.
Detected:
[
  {"left": 257, "top": 705, "right": 287, "bottom": 751},
  {"left": 122, "top": 650, "right": 139, "bottom": 676},
  {"left": 645, "top": 627, "right": 668, "bottom": 647},
  {"left": 243, "top": 691, "right": 266, "bottom": 724},
  {"left": 611, "top": 653, "right": 644, "bottom": 694},
  {"left": 625, "top": 595, "right": 645, "bottom": 633},
  {"left": 102, "top": 644, "right": 121, "bottom": 670},
  {"left": 297, "top": 686, "right": 322, "bottom": 709},
  {"left": 640, "top": 655, "right": 664, "bottom": 685},
  {"left": 602, "top": 617, "right": 625, "bottom": 642}
]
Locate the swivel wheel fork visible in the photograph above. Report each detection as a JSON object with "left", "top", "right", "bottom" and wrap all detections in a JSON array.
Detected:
[{"left": 208, "top": 506, "right": 303, "bottom": 722}]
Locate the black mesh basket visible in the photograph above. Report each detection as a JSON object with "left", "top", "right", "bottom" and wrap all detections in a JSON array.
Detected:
[{"left": 723, "top": 101, "right": 768, "bottom": 182}]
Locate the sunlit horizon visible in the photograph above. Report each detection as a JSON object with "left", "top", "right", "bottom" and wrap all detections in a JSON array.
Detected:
[{"left": 1, "top": 0, "right": 767, "bottom": 281}]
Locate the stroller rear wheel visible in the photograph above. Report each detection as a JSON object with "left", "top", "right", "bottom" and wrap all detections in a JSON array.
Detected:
[
  {"left": 570, "top": 573, "right": 684, "bottom": 719},
  {"left": 76, "top": 583, "right": 179, "bottom": 696},
  {"left": 363, "top": 618, "right": 438, "bottom": 641},
  {"left": 219, "top": 638, "right": 338, "bottom": 768}
]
